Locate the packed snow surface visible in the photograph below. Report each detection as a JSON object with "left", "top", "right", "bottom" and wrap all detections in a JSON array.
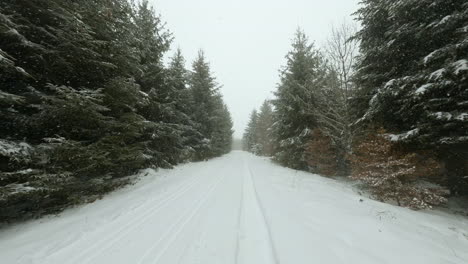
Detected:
[{"left": 1, "top": 151, "right": 467, "bottom": 264}]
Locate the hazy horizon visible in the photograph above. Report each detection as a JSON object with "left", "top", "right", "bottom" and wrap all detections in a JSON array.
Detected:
[{"left": 151, "top": 0, "right": 360, "bottom": 138}]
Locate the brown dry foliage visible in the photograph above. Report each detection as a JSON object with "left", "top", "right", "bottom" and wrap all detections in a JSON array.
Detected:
[
  {"left": 350, "top": 129, "right": 447, "bottom": 210},
  {"left": 306, "top": 129, "right": 339, "bottom": 176}
]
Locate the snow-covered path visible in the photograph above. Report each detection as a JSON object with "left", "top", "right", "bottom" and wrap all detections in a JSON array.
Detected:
[{"left": 1, "top": 151, "right": 468, "bottom": 264}]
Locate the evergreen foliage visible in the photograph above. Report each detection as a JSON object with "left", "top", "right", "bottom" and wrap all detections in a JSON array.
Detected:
[
  {"left": 166, "top": 49, "right": 205, "bottom": 161},
  {"left": 0, "top": 0, "right": 232, "bottom": 223},
  {"left": 210, "top": 96, "right": 234, "bottom": 156},
  {"left": 243, "top": 110, "right": 259, "bottom": 153},
  {"left": 188, "top": 51, "right": 233, "bottom": 160},
  {"left": 271, "top": 29, "right": 327, "bottom": 170},
  {"left": 248, "top": 1, "right": 465, "bottom": 209},
  {"left": 354, "top": 0, "right": 468, "bottom": 194},
  {"left": 255, "top": 101, "right": 275, "bottom": 156},
  {"left": 313, "top": 22, "right": 360, "bottom": 174},
  {"left": 242, "top": 101, "right": 275, "bottom": 156}
]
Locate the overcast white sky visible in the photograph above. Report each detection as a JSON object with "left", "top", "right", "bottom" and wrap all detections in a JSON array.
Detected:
[{"left": 151, "top": 0, "right": 360, "bottom": 138}]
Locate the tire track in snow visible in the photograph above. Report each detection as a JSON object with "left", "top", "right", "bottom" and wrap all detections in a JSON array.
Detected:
[
  {"left": 234, "top": 166, "right": 245, "bottom": 264},
  {"left": 236, "top": 157, "right": 279, "bottom": 264},
  {"left": 247, "top": 164, "right": 280, "bottom": 264},
  {"left": 64, "top": 171, "right": 207, "bottom": 264},
  {"left": 136, "top": 172, "right": 228, "bottom": 264}
]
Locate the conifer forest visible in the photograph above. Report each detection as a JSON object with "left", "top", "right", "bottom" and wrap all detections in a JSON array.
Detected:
[
  {"left": 0, "top": 0, "right": 233, "bottom": 222},
  {"left": 244, "top": 0, "right": 467, "bottom": 210}
]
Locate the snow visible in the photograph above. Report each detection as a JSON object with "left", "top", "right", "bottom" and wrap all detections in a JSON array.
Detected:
[
  {"left": 455, "top": 113, "right": 468, "bottom": 122},
  {"left": 461, "top": 25, "right": 468, "bottom": 33},
  {"left": 383, "top": 79, "right": 396, "bottom": 89},
  {"left": 387, "top": 128, "right": 420, "bottom": 142},
  {"left": 429, "top": 68, "right": 446, "bottom": 80},
  {"left": 6, "top": 28, "right": 20, "bottom": 37},
  {"left": 0, "top": 140, "right": 32, "bottom": 158},
  {"left": 415, "top": 83, "right": 433, "bottom": 95},
  {"left": 12, "top": 168, "right": 34, "bottom": 175},
  {"left": 424, "top": 50, "right": 439, "bottom": 65},
  {"left": 431, "top": 112, "right": 453, "bottom": 121},
  {"left": 15, "top": 67, "right": 26, "bottom": 73},
  {"left": 368, "top": 93, "right": 379, "bottom": 108},
  {"left": 299, "top": 128, "right": 312, "bottom": 137},
  {"left": 3, "top": 184, "right": 38, "bottom": 196},
  {"left": 0, "top": 91, "right": 25, "bottom": 104},
  {"left": 437, "top": 15, "right": 452, "bottom": 26},
  {"left": 0, "top": 151, "right": 467, "bottom": 264},
  {"left": 452, "top": 59, "right": 468, "bottom": 75}
]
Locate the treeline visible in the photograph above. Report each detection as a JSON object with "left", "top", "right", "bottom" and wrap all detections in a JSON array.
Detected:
[
  {"left": 242, "top": 101, "right": 274, "bottom": 156},
  {"left": 0, "top": 0, "right": 232, "bottom": 222},
  {"left": 244, "top": 0, "right": 467, "bottom": 210}
]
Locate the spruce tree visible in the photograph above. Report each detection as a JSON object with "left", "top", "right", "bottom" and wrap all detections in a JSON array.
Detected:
[
  {"left": 354, "top": 0, "right": 468, "bottom": 193},
  {"left": 166, "top": 49, "right": 203, "bottom": 161},
  {"left": 243, "top": 110, "right": 259, "bottom": 153},
  {"left": 0, "top": 0, "right": 233, "bottom": 222},
  {"left": 188, "top": 51, "right": 219, "bottom": 159},
  {"left": 211, "top": 96, "right": 234, "bottom": 156},
  {"left": 0, "top": 0, "right": 181, "bottom": 221},
  {"left": 255, "top": 101, "right": 275, "bottom": 156},
  {"left": 272, "top": 29, "right": 327, "bottom": 170}
]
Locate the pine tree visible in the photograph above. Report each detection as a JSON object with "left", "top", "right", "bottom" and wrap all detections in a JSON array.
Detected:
[{"left": 272, "top": 29, "right": 327, "bottom": 170}]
